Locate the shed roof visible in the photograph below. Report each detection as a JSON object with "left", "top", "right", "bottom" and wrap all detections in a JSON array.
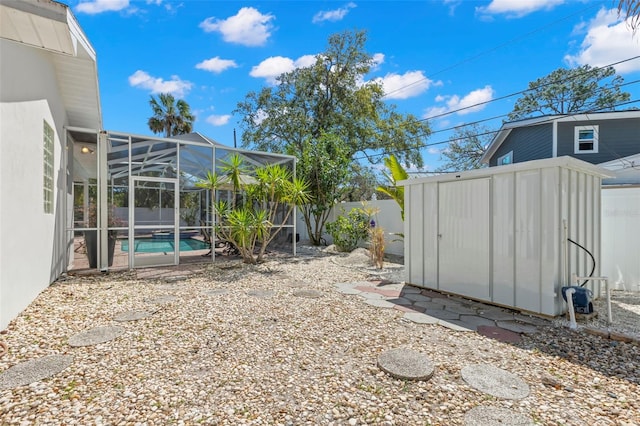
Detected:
[{"left": 399, "top": 156, "right": 611, "bottom": 187}]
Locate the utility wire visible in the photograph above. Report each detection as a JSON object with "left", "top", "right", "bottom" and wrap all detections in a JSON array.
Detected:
[
  {"left": 354, "top": 98, "right": 640, "bottom": 162},
  {"left": 382, "top": 2, "right": 603, "bottom": 98}
]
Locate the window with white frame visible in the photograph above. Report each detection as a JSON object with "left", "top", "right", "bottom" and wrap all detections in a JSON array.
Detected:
[
  {"left": 574, "top": 125, "right": 598, "bottom": 154},
  {"left": 43, "top": 120, "right": 54, "bottom": 214},
  {"left": 497, "top": 151, "right": 513, "bottom": 165}
]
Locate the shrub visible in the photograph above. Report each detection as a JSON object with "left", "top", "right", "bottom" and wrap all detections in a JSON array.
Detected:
[{"left": 325, "top": 208, "right": 371, "bottom": 252}]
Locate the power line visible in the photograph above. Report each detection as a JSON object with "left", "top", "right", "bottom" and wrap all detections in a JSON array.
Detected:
[
  {"left": 382, "top": 2, "right": 603, "bottom": 99},
  {"left": 354, "top": 98, "right": 640, "bottom": 163}
]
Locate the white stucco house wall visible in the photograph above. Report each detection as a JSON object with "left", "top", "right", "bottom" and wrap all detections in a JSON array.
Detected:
[{"left": 0, "top": 0, "right": 102, "bottom": 330}]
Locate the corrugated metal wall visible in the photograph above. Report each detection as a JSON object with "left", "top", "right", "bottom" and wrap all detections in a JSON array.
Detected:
[{"left": 402, "top": 157, "right": 605, "bottom": 317}]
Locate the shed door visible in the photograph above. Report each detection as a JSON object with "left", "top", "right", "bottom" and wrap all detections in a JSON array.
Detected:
[{"left": 438, "top": 178, "right": 490, "bottom": 301}]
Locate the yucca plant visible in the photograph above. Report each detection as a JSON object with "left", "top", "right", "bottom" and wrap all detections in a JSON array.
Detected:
[{"left": 197, "top": 156, "right": 310, "bottom": 264}]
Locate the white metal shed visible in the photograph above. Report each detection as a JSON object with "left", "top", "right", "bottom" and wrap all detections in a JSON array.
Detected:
[{"left": 400, "top": 156, "right": 609, "bottom": 317}]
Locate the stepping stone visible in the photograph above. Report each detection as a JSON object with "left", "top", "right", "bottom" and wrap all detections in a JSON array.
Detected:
[
  {"left": 377, "top": 348, "right": 434, "bottom": 381},
  {"left": 458, "top": 315, "right": 496, "bottom": 330},
  {"left": 477, "top": 325, "right": 522, "bottom": 343},
  {"left": 400, "top": 286, "right": 423, "bottom": 294},
  {"left": 358, "top": 291, "right": 387, "bottom": 300},
  {"left": 0, "top": 355, "right": 73, "bottom": 389},
  {"left": 114, "top": 310, "right": 153, "bottom": 322},
  {"left": 202, "top": 288, "right": 229, "bottom": 296},
  {"left": 287, "top": 281, "right": 308, "bottom": 288},
  {"left": 437, "top": 319, "right": 475, "bottom": 332},
  {"left": 334, "top": 283, "right": 363, "bottom": 295},
  {"left": 496, "top": 320, "right": 538, "bottom": 335},
  {"left": 444, "top": 304, "right": 479, "bottom": 315},
  {"left": 414, "top": 300, "right": 446, "bottom": 310},
  {"left": 384, "top": 297, "right": 413, "bottom": 306},
  {"left": 404, "top": 293, "right": 432, "bottom": 302},
  {"left": 144, "top": 295, "right": 177, "bottom": 305},
  {"left": 293, "top": 289, "right": 323, "bottom": 299},
  {"left": 364, "top": 299, "right": 396, "bottom": 309},
  {"left": 464, "top": 406, "right": 534, "bottom": 426},
  {"left": 403, "top": 312, "right": 439, "bottom": 325},
  {"left": 247, "top": 289, "right": 275, "bottom": 298},
  {"left": 425, "top": 309, "right": 460, "bottom": 320},
  {"left": 68, "top": 325, "right": 125, "bottom": 347},
  {"left": 461, "top": 364, "right": 530, "bottom": 399},
  {"left": 477, "top": 309, "right": 516, "bottom": 321}
]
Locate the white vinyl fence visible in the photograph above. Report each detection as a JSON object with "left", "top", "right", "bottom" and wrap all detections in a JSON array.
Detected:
[
  {"left": 296, "top": 199, "right": 404, "bottom": 256},
  {"left": 601, "top": 186, "right": 640, "bottom": 291}
]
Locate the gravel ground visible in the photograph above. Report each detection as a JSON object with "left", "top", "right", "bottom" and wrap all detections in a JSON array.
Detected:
[{"left": 0, "top": 247, "right": 638, "bottom": 425}]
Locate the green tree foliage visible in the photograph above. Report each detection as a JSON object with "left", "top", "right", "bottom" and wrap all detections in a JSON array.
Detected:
[
  {"left": 508, "top": 65, "right": 631, "bottom": 121},
  {"left": 234, "top": 30, "right": 430, "bottom": 245},
  {"left": 148, "top": 93, "right": 195, "bottom": 137},
  {"left": 343, "top": 164, "right": 380, "bottom": 202},
  {"left": 376, "top": 155, "right": 408, "bottom": 220},
  {"left": 436, "top": 124, "right": 491, "bottom": 172}
]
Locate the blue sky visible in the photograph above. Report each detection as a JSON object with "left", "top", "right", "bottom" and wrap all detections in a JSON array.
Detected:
[{"left": 65, "top": 0, "right": 640, "bottom": 171}]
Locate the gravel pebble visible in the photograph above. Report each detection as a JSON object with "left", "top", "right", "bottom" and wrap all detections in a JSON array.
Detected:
[{"left": 0, "top": 247, "right": 638, "bottom": 425}]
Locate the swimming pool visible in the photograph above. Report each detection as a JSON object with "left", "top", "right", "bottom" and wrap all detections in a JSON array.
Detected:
[{"left": 121, "top": 238, "right": 209, "bottom": 253}]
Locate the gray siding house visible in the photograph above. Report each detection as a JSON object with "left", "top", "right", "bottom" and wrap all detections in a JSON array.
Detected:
[{"left": 481, "top": 111, "right": 640, "bottom": 185}]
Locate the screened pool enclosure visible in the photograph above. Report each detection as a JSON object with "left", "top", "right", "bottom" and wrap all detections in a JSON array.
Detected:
[{"left": 66, "top": 128, "right": 297, "bottom": 270}]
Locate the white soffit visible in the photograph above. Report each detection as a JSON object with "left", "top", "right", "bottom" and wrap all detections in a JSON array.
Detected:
[{"left": 0, "top": 0, "right": 102, "bottom": 129}]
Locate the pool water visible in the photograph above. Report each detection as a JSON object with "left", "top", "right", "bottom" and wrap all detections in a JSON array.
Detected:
[{"left": 121, "top": 238, "right": 209, "bottom": 253}]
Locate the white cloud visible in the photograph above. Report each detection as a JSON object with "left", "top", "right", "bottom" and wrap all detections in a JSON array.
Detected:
[
  {"left": 76, "top": 0, "right": 129, "bottom": 14},
  {"left": 476, "top": 0, "right": 564, "bottom": 18},
  {"left": 250, "top": 55, "right": 317, "bottom": 84},
  {"left": 200, "top": 7, "right": 275, "bottom": 47},
  {"left": 196, "top": 57, "right": 239, "bottom": 74},
  {"left": 312, "top": 2, "right": 356, "bottom": 23},
  {"left": 375, "top": 71, "right": 438, "bottom": 100},
  {"left": 423, "top": 85, "right": 495, "bottom": 119},
  {"left": 371, "top": 53, "right": 385, "bottom": 70},
  {"left": 206, "top": 115, "right": 231, "bottom": 126},
  {"left": 128, "top": 70, "right": 192, "bottom": 98},
  {"left": 565, "top": 8, "right": 640, "bottom": 74}
]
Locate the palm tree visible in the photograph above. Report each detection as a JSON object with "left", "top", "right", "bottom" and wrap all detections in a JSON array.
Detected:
[
  {"left": 376, "top": 155, "right": 408, "bottom": 221},
  {"left": 147, "top": 93, "right": 195, "bottom": 137},
  {"left": 619, "top": 0, "right": 640, "bottom": 33}
]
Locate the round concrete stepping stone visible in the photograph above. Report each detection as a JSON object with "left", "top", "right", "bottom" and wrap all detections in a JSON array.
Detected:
[
  {"left": 202, "top": 288, "right": 229, "bottom": 296},
  {"left": 464, "top": 406, "right": 534, "bottom": 425},
  {"left": 377, "top": 348, "right": 434, "bottom": 381},
  {"left": 68, "top": 325, "right": 125, "bottom": 347},
  {"left": 114, "top": 310, "right": 153, "bottom": 322},
  {"left": 403, "top": 312, "right": 439, "bottom": 324},
  {"left": 293, "top": 289, "right": 323, "bottom": 298},
  {"left": 0, "top": 355, "right": 73, "bottom": 389},
  {"left": 247, "top": 289, "right": 275, "bottom": 298},
  {"left": 145, "top": 295, "right": 177, "bottom": 305},
  {"left": 164, "top": 275, "right": 188, "bottom": 283},
  {"left": 461, "top": 364, "right": 530, "bottom": 399}
]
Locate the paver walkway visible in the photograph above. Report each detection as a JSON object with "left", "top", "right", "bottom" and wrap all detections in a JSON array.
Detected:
[{"left": 334, "top": 280, "right": 547, "bottom": 342}]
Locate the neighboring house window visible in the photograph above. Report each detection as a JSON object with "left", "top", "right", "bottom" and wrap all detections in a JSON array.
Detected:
[
  {"left": 574, "top": 125, "right": 598, "bottom": 154},
  {"left": 497, "top": 151, "right": 513, "bottom": 165},
  {"left": 43, "top": 120, "right": 54, "bottom": 214}
]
